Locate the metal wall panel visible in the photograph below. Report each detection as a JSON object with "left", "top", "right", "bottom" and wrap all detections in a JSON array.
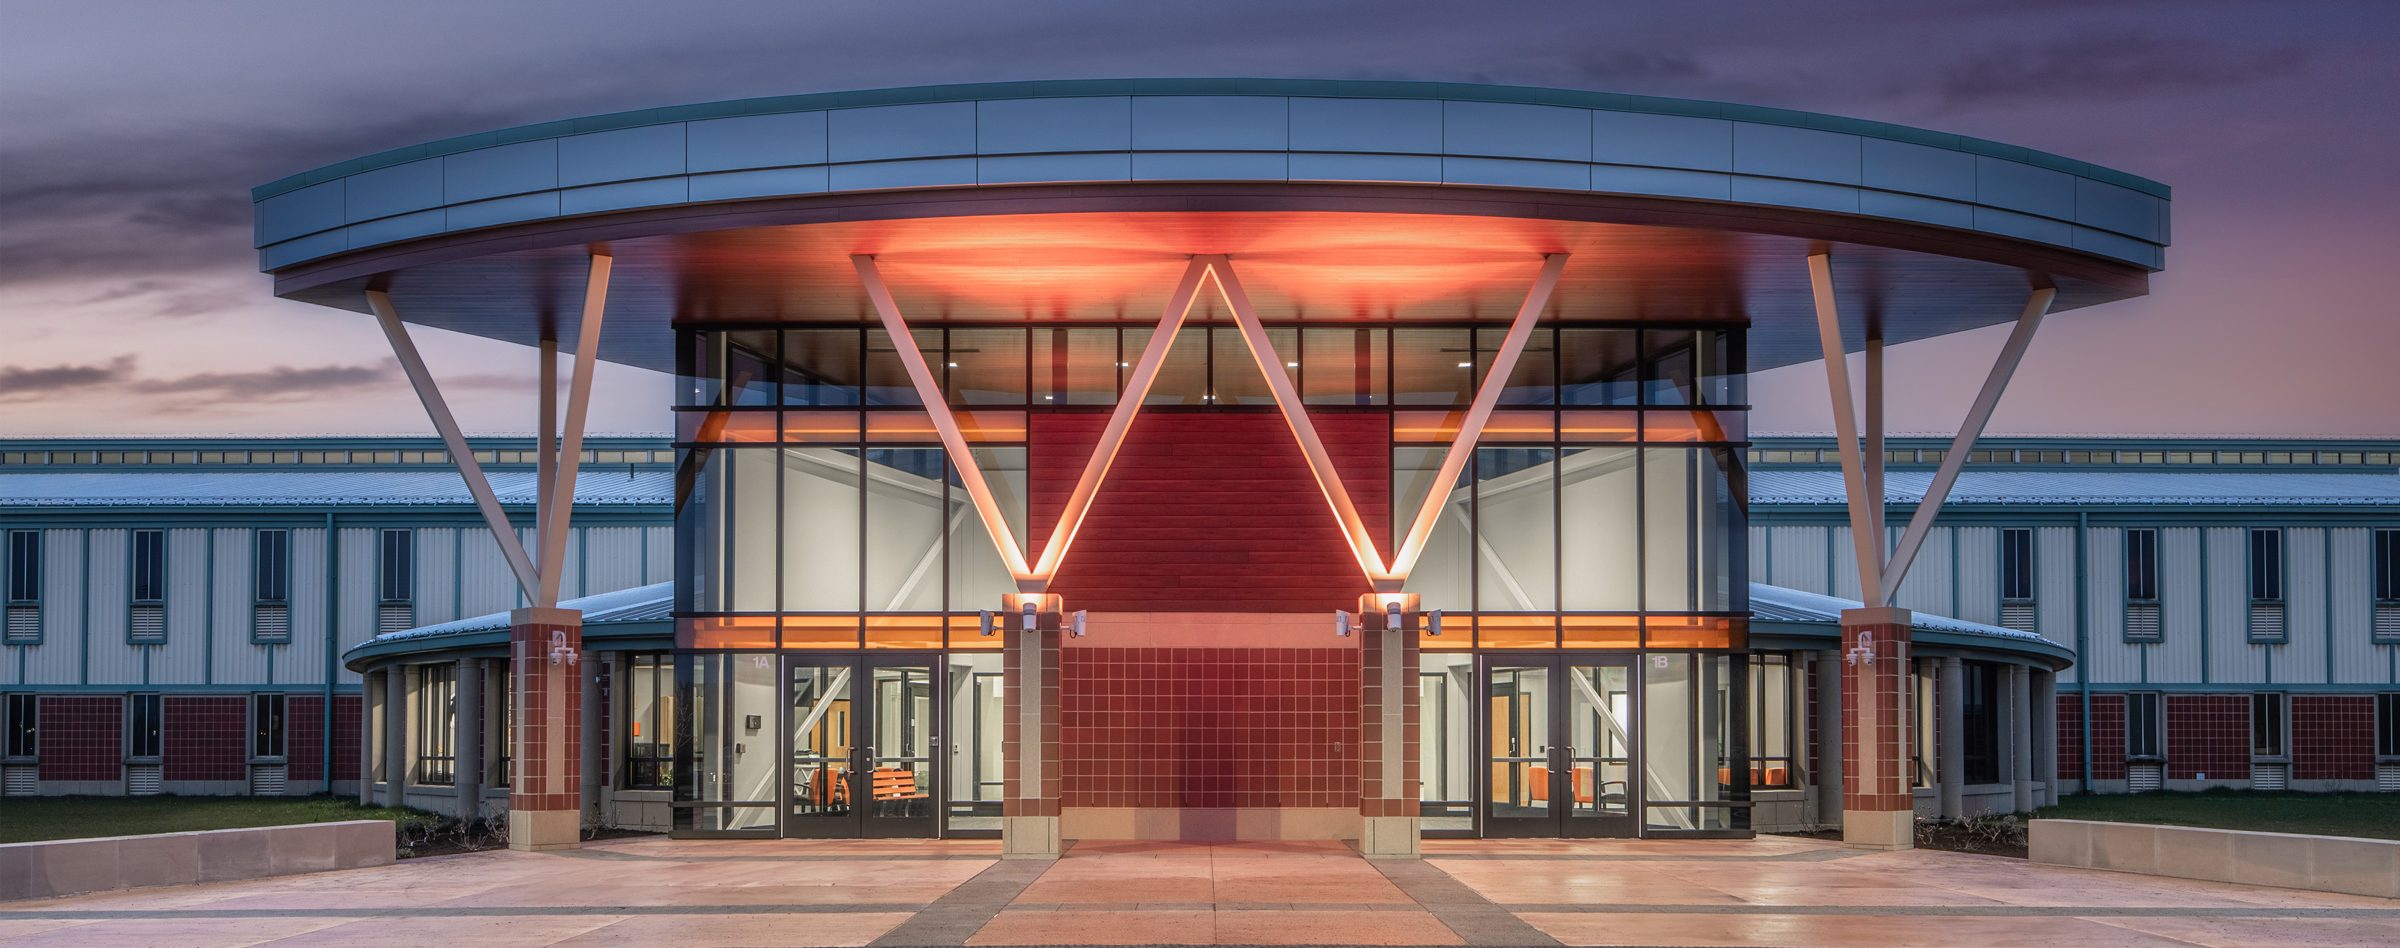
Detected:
[
  {"left": 283, "top": 528, "right": 328, "bottom": 687},
  {"left": 328, "top": 528, "right": 379, "bottom": 686},
  {"left": 1763, "top": 524, "right": 1821, "bottom": 592},
  {"left": 687, "top": 112, "right": 828, "bottom": 173},
  {"left": 978, "top": 153, "right": 1131, "bottom": 185},
  {"left": 84, "top": 529, "right": 138, "bottom": 685},
  {"left": 443, "top": 140, "right": 559, "bottom": 204},
  {"left": 1589, "top": 110, "right": 1730, "bottom": 172},
  {"left": 211, "top": 529, "right": 269, "bottom": 686},
  {"left": 458, "top": 529, "right": 519, "bottom": 619},
  {"left": 1441, "top": 156, "right": 1586, "bottom": 190},
  {"left": 1130, "top": 96, "right": 1287, "bottom": 151},
  {"left": 2205, "top": 527, "right": 2265, "bottom": 682},
  {"left": 2328, "top": 528, "right": 2387, "bottom": 684},
  {"left": 1860, "top": 138, "right": 1975, "bottom": 202},
  {"left": 1748, "top": 525, "right": 1769, "bottom": 588},
  {"left": 2151, "top": 527, "right": 2205, "bottom": 683},
  {"left": 1289, "top": 97, "right": 1441, "bottom": 153},
  {"left": 2036, "top": 526, "right": 2078, "bottom": 652},
  {"left": 828, "top": 102, "right": 977, "bottom": 163},
  {"left": 1442, "top": 101, "right": 1590, "bottom": 162},
  {"left": 150, "top": 528, "right": 211, "bottom": 684},
  {"left": 413, "top": 528, "right": 458, "bottom": 625},
  {"left": 645, "top": 525, "right": 673, "bottom": 584},
  {"left": 1893, "top": 526, "right": 1952, "bottom": 616},
  {"left": 2283, "top": 528, "right": 2328, "bottom": 684},
  {"left": 1830, "top": 526, "right": 1862, "bottom": 601},
  {"left": 343, "top": 157, "right": 445, "bottom": 223},
  {"left": 1975, "top": 156, "right": 2076, "bottom": 220},
  {"left": 2081, "top": 528, "right": 2139, "bottom": 684},
  {"left": 25, "top": 531, "right": 85, "bottom": 685},
  {"left": 1953, "top": 526, "right": 1999, "bottom": 625},
  {"left": 257, "top": 180, "right": 343, "bottom": 245},
  {"left": 558, "top": 123, "right": 686, "bottom": 187},
  {"left": 581, "top": 526, "right": 644, "bottom": 595},
  {"left": 1731, "top": 123, "right": 1861, "bottom": 185},
  {"left": 977, "top": 97, "right": 1132, "bottom": 154}
]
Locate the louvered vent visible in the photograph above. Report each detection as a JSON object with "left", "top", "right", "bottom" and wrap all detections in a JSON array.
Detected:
[
  {"left": 2, "top": 765, "right": 36, "bottom": 796},
  {"left": 126, "top": 763, "right": 163, "bottom": 796},
  {"left": 2377, "top": 763, "right": 2400, "bottom": 793},
  {"left": 2248, "top": 602, "right": 2286, "bottom": 642},
  {"left": 2124, "top": 603, "right": 2162, "bottom": 642},
  {"left": 2127, "top": 761, "right": 2164, "bottom": 793},
  {"left": 252, "top": 603, "right": 290, "bottom": 642},
  {"left": 129, "top": 604, "right": 165, "bottom": 643},
  {"left": 250, "top": 763, "right": 288, "bottom": 796},
  {"left": 2000, "top": 601, "right": 2037, "bottom": 633},
  {"left": 377, "top": 603, "right": 414, "bottom": 635},
  {"left": 2374, "top": 604, "right": 2400, "bottom": 644},
  {"left": 2250, "top": 762, "right": 2289, "bottom": 792},
  {"left": 4, "top": 605, "right": 38, "bottom": 644}
]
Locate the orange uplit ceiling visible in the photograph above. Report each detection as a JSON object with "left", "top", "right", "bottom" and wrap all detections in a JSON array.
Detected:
[{"left": 288, "top": 206, "right": 2140, "bottom": 373}]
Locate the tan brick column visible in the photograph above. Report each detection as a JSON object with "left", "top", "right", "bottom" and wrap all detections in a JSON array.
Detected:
[
  {"left": 1358, "top": 624, "right": 1420, "bottom": 857},
  {"left": 1839, "top": 606, "right": 1914, "bottom": 850},
  {"left": 1002, "top": 626, "right": 1062, "bottom": 859},
  {"left": 507, "top": 606, "right": 583, "bottom": 851}
]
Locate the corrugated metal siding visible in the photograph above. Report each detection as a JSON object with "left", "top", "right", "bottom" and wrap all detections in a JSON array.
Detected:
[
  {"left": 85, "top": 529, "right": 138, "bottom": 685},
  {"left": 2205, "top": 527, "right": 2264, "bottom": 682},
  {"left": 1748, "top": 525, "right": 1769, "bottom": 588},
  {"left": 1830, "top": 526, "right": 1862, "bottom": 601},
  {"left": 25, "top": 531, "right": 85, "bottom": 684},
  {"left": 1953, "top": 526, "right": 1999, "bottom": 625},
  {"left": 644, "top": 525, "right": 672, "bottom": 583},
  {"left": 413, "top": 528, "right": 458, "bottom": 625},
  {"left": 2081, "top": 528, "right": 2138, "bottom": 684},
  {"left": 458, "top": 528, "right": 517, "bottom": 618},
  {"left": 2152, "top": 527, "right": 2205, "bottom": 683},
  {"left": 555, "top": 528, "right": 583, "bottom": 599},
  {"left": 1893, "top": 526, "right": 1952, "bottom": 616},
  {"left": 2036, "top": 526, "right": 2077, "bottom": 656},
  {"left": 319, "top": 528, "right": 378, "bottom": 687},
  {"left": 2283, "top": 527, "right": 2327, "bottom": 684},
  {"left": 583, "top": 526, "right": 644, "bottom": 594},
  {"left": 211, "top": 529, "right": 267, "bottom": 685},
  {"left": 1767, "top": 525, "right": 1828, "bottom": 593},
  {"left": 2329, "top": 528, "right": 2384, "bottom": 684},
  {"left": 283, "top": 528, "right": 327, "bottom": 686},
  {"left": 151, "top": 528, "right": 211, "bottom": 684}
]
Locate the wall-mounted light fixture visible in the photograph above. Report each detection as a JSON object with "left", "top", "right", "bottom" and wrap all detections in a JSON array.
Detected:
[{"left": 547, "top": 629, "right": 579, "bottom": 666}]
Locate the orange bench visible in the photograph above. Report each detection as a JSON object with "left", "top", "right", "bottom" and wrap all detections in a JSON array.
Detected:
[{"left": 871, "top": 767, "right": 928, "bottom": 802}]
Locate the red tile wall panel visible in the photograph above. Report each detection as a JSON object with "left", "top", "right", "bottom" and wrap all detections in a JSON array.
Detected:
[
  {"left": 2055, "top": 693, "right": 2126, "bottom": 781},
  {"left": 2292, "top": 695, "right": 2375, "bottom": 781},
  {"left": 286, "top": 694, "right": 359, "bottom": 784},
  {"left": 163, "top": 696, "right": 249, "bottom": 782},
  {"left": 2166, "top": 694, "right": 2250, "bottom": 781},
  {"left": 1030, "top": 411, "right": 1389, "bottom": 613},
  {"left": 37, "top": 696, "right": 123, "bottom": 782},
  {"left": 1061, "top": 647, "right": 1359, "bottom": 809}
]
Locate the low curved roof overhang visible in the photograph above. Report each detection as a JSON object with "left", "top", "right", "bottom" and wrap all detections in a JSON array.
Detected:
[{"left": 254, "top": 80, "right": 2168, "bottom": 374}]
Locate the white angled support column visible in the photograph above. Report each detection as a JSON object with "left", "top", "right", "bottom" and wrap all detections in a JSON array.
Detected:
[
  {"left": 537, "top": 253, "right": 612, "bottom": 609},
  {"left": 1806, "top": 253, "right": 1886, "bottom": 608}
]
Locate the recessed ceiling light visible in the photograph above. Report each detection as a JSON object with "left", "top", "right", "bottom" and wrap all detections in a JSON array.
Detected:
[
  {"left": 1456, "top": 361, "right": 1474, "bottom": 368},
  {"left": 946, "top": 362, "right": 958, "bottom": 368},
  {"left": 1286, "top": 361, "right": 1299, "bottom": 368}
]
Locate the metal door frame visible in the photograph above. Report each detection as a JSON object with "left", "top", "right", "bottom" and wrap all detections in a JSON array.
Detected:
[
  {"left": 1476, "top": 652, "right": 1641, "bottom": 839},
  {"left": 780, "top": 651, "right": 944, "bottom": 839}
]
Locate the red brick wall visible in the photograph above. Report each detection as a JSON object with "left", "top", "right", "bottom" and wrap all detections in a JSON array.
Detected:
[
  {"left": 1061, "top": 647, "right": 1359, "bottom": 809},
  {"left": 1031, "top": 411, "right": 1389, "bottom": 613},
  {"left": 163, "top": 696, "right": 248, "bottom": 782},
  {"left": 37, "top": 696, "right": 122, "bottom": 781},
  {"left": 2056, "top": 693, "right": 2126, "bottom": 782},
  {"left": 2166, "top": 694, "right": 2250, "bottom": 781},
  {"left": 287, "top": 694, "right": 360, "bottom": 785},
  {"left": 2293, "top": 695, "right": 2375, "bottom": 781}
]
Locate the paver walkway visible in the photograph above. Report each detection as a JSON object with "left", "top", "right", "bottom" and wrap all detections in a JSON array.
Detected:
[{"left": 3, "top": 835, "right": 2395, "bottom": 946}]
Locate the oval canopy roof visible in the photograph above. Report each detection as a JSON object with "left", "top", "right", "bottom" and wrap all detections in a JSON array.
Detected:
[{"left": 252, "top": 79, "right": 2171, "bottom": 373}]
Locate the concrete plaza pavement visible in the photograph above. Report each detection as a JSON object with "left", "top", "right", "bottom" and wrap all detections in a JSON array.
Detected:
[{"left": 1, "top": 834, "right": 2395, "bottom": 946}]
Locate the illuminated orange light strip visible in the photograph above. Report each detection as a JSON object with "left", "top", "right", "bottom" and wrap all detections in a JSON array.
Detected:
[{"left": 854, "top": 254, "right": 1037, "bottom": 583}]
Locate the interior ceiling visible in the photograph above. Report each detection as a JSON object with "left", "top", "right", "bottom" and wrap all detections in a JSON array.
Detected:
[{"left": 281, "top": 210, "right": 2144, "bottom": 374}]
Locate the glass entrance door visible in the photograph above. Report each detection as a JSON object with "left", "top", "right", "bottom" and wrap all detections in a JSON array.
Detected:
[
  {"left": 1482, "top": 654, "right": 1639, "bottom": 838},
  {"left": 783, "top": 654, "right": 940, "bottom": 838}
]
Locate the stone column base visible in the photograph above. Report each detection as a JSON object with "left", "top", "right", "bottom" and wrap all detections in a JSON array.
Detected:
[
  {"left": 1359, "top": 815, "right": 1422, "bottom": 859},
  {"left": 508, "top": 808, "right": 581, "bottom": 852},
  {"left": 1842, "top": 809, "right": 1915, "bottom": 851},
  {"left": 1002, "top": 815, "right": 1060, "bottom": 860}
]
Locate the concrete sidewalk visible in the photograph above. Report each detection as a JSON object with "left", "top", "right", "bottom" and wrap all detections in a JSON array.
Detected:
[{"left": 2, "top": 835, "right": 2394, "bottom": 946}]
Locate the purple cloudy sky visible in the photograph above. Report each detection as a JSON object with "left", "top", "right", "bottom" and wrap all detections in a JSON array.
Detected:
[{"left": 2, "top": 0, "right": 2394, "bottom": 438}]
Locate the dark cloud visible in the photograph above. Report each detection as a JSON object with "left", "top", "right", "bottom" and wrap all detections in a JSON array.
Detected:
[
  {"left": 1932, "top": 32, "right": 2307, "bottom": 107},
  {"left": 0, "top": 355, "right": 136, "bottom": 399},
  {"left": 132, "top": 362, "right": 397, "bottom": 401}
]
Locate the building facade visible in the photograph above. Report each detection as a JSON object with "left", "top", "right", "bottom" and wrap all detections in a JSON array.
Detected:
[
  {"left": 229, "top": 79, "right": 2187, "bottom": 852},
  {"left": 0, "top": 438, "right": 672, "bottom": 801}
]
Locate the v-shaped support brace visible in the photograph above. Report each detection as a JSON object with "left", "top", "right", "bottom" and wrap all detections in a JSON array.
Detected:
[
  {"left": 854, "top": 251, "right": 1566, "bottom": 596},
  {"left": 855, "top": 254, "right": 1210, "bottom": 591}
]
